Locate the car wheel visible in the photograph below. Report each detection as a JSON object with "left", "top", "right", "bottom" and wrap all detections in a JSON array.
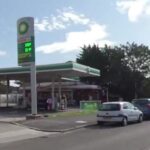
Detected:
[
  {"left": 138, "top": 115, "right": 143, "bottom": 123},
  {"left": 121, "top": 117, "right": 128, "bottom": 126}
]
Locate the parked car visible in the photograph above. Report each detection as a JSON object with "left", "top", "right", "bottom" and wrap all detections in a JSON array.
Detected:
[
  {"left": 97, "top": 101, "right": 143, "bottom": 126},
  {"left": 132, "top": 98, "right": 150, "bottom": 119}
]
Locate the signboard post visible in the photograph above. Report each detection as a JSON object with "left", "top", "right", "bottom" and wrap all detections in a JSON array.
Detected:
[{"left": 17, "top": 17, "right": 37, "bottom": 115}]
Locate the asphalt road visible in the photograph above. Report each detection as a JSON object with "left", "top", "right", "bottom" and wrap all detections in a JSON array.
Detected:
[{"left": 1, "top": 121, "right": 150, "bottom": 150}]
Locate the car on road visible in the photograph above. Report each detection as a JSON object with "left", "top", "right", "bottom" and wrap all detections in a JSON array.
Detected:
[
  {"left": 132, "top": 98, "right": 150, "bottom": 119},
  {"left": 97, "top": 101, "right": 143, "bottom": 126}
]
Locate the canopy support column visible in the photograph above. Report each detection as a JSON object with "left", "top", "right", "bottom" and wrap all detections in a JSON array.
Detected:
[
  {"left": 51, "top": 78, "right": 55, "bottom": 110},
  {"left": 6, "top": 77, "right": 9, "bottom": 107},
  {"left": 30, "top": 62, "right": 37, "bottom": 115},
  {"left": 58, "top": 80, "right": 62, "bottom": 99},
  {"left": 22, "top": 82, "right": 26, "bottom": 108},
  {"left": 71, "top": 90, "right": 73, "bottom": 105}
]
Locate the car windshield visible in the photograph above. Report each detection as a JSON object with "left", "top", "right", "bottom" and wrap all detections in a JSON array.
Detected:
[
  {"left": 100, "top": 103, "right": 120, "bottom": 111},
  {"left": 132, "top": 100, "right": 149, "bottom": 105}
]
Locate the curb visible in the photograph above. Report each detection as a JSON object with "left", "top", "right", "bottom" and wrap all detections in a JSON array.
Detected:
[
  {"left": 11, "top": 121, "right": 96, "bottom": 133},
  {"left": 0, "top": 119, "right": 26, "bottom": 124},
  {"left": 0, "top": 120, "right": 21, "bottom": 124}
]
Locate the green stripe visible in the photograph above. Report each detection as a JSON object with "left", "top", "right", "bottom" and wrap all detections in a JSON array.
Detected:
[{"left": 0, "top": 62, "right": 100, "bottom": 76}]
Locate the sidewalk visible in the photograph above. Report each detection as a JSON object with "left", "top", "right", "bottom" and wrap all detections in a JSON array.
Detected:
[
  {"left": 0, "top": 108, "right": 97, "bottom": 132},
  {"left": 0, "top": 108, "right": 26, "bottom": 122},
  {"left": 0, "top": 122, "right": 52, "bottom": 144}
]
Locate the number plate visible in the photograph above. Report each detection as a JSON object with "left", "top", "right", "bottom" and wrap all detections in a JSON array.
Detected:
[{"left": 103, "top": 116, "right": 112, "bottom": 119}]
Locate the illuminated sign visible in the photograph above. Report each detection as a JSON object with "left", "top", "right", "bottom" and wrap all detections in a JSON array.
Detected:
[
  {"left": 17, "top": 17, "right": 35, "bottom": 66},
  {"left": 24, "top": 41, "right": 32, "bottom": 53}
]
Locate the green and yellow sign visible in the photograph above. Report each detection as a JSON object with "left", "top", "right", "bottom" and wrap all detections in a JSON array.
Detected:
[
  {"left": 17, "top": 17, "right": 35, "bottom": 66},
  {"left": 80, "top": 101, "right": 101, "bottom": 111},
  {"left": 18, "top": 21, "right": 29, "bottom": 35}
]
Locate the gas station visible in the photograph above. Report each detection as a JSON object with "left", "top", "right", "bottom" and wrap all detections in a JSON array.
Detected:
[
  {"left": 0, "top": 17, "right": 100, "bottom": 116},
  {"left": 0, "top": 61, "right": 100, "bottom": 111}
]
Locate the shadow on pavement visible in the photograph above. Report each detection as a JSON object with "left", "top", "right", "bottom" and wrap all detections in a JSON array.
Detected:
[
  {"left": 84, "top": 121, "right": 144, "bottom": 130},
  {"left": 85, "top": 123, "right": 122, "bottom": 130}
]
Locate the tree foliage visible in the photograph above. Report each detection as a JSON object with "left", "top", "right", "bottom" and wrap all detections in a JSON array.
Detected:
[
  {"left": 121, "top": 42, "right": 150, "bottom": 76},
  {"left": 76, "top": 43, "right": 150, "bottom": 100}
]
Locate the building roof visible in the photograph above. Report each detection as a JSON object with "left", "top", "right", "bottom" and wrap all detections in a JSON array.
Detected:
[{"left": 0, "top": 61, "right": 100, "bottom": 83}]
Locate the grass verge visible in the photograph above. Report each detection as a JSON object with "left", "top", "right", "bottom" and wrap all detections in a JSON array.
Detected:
[{"left": 47, "top": 110, "right": 96, "bottom": 119}]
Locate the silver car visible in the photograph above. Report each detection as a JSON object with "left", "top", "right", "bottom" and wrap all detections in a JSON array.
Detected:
[{"left": 97, "top": 101, "right": 143, "bottom": 126}]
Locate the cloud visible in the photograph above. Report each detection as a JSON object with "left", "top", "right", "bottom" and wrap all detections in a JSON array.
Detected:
[
  {"left": 36, "top": 23, "right": 114, "bottom": 54},
  {"left": 0, "top": 50, "right": 6, "bottom": 56},
  {"left": 116, "top": 0, "right": 150, "bottom": 22},
  {"left": 35, "top": 7, "right": 90, "bottom": 32},
  {"left": 36, "top": 7, "right": 114, "bottom": 54},
  {"left": 60, "top": 10, "right": 90, "bottom": 25}
]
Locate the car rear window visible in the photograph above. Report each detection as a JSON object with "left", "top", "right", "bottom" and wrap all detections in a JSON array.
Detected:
[
  {"left": 132, "top": 100, "right": 149, "bottom": 105},
  {"left": 100, "top": 104, "right": 120, "bottom": 111}
]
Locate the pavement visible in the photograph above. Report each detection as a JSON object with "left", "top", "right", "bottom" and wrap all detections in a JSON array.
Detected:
[
  {"left": 0, "top": 107, "right": 26, "bottom": 122},
  {"left": 0, "top": 107, "right": 97, "bottom": 132},
  {"left": 0, "top": 122, "right": 54, "bottom": 144}
]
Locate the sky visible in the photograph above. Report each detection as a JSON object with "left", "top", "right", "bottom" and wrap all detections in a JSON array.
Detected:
[{"left": 1, "top": 0, "right": 150, "bottom": 68}]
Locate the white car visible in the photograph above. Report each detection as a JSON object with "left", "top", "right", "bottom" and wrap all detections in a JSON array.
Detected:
[{"left": 97, "top": 101, "right": 143, "bottom": 126}]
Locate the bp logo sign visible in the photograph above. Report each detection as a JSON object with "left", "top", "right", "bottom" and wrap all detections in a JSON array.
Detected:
[
  {"left": 18, "top": 21, "right": 29, "bottom": 35},
  {"left": 17, "top": 17, "right": 35, "bottom": 66}
]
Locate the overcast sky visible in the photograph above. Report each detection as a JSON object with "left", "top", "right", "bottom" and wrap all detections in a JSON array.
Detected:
[{"left": 0, "top": 0, "right": 150, "bottom": 68}]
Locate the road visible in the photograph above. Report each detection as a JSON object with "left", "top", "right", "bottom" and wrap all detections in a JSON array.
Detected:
[{"left": 0, "top": 121, "right": 150, "bottom": 150}]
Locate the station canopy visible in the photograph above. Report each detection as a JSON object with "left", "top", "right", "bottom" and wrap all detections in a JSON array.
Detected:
[{"left": 0, "top": 61, "right": 100, "bottom": 83}]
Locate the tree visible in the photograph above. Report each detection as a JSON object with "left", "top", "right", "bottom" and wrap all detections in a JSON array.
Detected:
[
  {"left": 140, "top": 78, "right": 150, "bottom": 97},
  {"left": 121, "top": 42, "right": 150, "bottom": 76},
  {"left": 76, "top": 44, "right": 128, "bottom": 99},
  {"left": 76, "top": 43, "right": 150, "bottom": 100},
  {"left": 120, "top": 42, "right": 150, "bottom": 98},
  {"left": 76, "top": 44, "right": 108, "bottom": 85}
]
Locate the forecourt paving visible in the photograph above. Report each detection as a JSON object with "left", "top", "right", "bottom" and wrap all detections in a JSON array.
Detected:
[
  {"left": 18, "top": 113, "right": 96, "bottom": 132},
  {"left": 0, "top": 107, "right": 96, "bottom": 132}
]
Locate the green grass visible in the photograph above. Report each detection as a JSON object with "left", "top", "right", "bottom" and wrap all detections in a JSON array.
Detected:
[{"left": 47, "top": 110, "right": 96, "bottom": 119}]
